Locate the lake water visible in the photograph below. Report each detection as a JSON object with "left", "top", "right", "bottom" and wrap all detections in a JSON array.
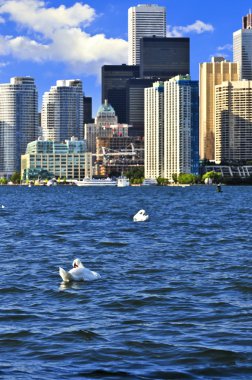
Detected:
[{"left": 0, "top": 185, "right": 251, "bottom": 379}]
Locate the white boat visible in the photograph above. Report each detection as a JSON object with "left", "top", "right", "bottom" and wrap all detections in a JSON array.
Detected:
[
  {"left": 133, "top": 209, "right": 149, "bottom": 222},
  {"left": 47, "top": 179, "right": 57, "bottom": 187},
  {"left": 117, "top": 176, "right": 130, "bottom": 187},
  {"left": 75, "top": 177, "right": 117, "bottom": 187},
  {"left": 142, "top": 178, "right": 157, "bottom": 186}
]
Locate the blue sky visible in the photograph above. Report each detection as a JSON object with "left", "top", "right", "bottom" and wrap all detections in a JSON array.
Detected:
[{"left": 0, "top": 0, "right": 251, "bottom": 115}]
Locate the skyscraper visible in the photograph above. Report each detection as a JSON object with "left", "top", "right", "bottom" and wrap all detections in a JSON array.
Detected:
[
  {"left": 128, "top": 4, "right": 166, "bottom": 66},
  {"left": 144, "top": 76, "right": 199, "bottom": 181},
  {"left": 140, "top": 37, "right": 190, "bottom": 79},
  {"left": 215, "top": 80, "right": 252, "bottom": 164},
  {"left": 0, "top": 77, "right": 38, "bottom": 176},
  {"left": 233, "top": 11, "right": 252, "bottom": 80},
  {"left": 144, "top": 81, "right": 164, "bottom": 179},
  {"left": 126, "top": 78, "right": 156, "bottom": 136},
  {"left": 42, "top": 80, "right": 84, "bottom": 142},
  {"left": 164, "top": 75, "right": 199, "bottom": 180},
  {"left": 102, "top": 64, "right": 140, "bottom": 123},
  {"left": 199, "top": 57, "right": 239, "bottom": 161},
  {"left": 83, "top": 96, "right": 93, "bottom": 124}
]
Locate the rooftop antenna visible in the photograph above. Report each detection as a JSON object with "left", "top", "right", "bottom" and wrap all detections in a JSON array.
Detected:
[{"left": 250, "top": 8, "right": 252, "bottom": 14}]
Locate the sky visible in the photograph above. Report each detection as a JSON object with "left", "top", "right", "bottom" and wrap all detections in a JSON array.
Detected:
[{"left": 0, "top": 0, "right": 251, "bottom": 115}]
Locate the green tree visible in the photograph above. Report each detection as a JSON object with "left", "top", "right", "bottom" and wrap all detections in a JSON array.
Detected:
[
  {"left": 0, "top": 177, "right": 8, "bottom": 185},
  {"left": 156, "top": 177, "right": 169, "bottom": 186},
  {"left": 202, "top": 171, "right": 222, "bottom": 184},
  {"left": 126, "top": 167, "right": 144, "bottom": 180},
  {"left": 172, "top": 173, "right": 178, "bottom": 183},
  {"left": 177, "top": 173, "right": 197, "bottom": 184},
  {"left": 10, "top": 171, "right": 21, "bottom": 184}
]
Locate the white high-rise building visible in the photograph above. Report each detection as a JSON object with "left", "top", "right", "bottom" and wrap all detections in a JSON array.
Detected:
[
  {"left": 128, "top": 4, "right": 166, "bottom": 65},
  {"left": 0, "top": 77, "right": 38, "bottom": 177},
  {"left": 42, "top": 80, "right": 84, "bottom": 142},
  {"left": 164, "top": 76, "right": 192, "bottom": 180},
  {"left": 145, "top": 76, "right": 198, "bottom": 181},
  {"left": 233, "top": 11, "right": 252, "bottom": 80},
  {"left": 144, "top": 81, "right": 164, "bottom": 179}
]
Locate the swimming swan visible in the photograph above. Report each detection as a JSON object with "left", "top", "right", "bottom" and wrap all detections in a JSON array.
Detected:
[
  {"left": 59, "top": 258, "right": 101, "bottom": 282},
  {"left": 133, "top": 209, "right": 149, "bottom": 222}
]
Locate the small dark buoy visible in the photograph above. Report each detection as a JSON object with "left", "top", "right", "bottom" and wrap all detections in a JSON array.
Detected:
[{"left": 217, "top": 184, "right": 222, "bottom": 193}]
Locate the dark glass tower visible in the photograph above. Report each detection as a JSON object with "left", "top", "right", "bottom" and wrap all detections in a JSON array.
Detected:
[
  {"left": 101, "top": 65, "right": 140, "bottom": 123},
  {"left": 126, "top": 78, "right": 157, "bottom": 136},
  {"left": 140, "top": 37, "right": 190, "bottom": 79},
  {"left": 83, "top": 96, "right": 93, "bottom": 124}
]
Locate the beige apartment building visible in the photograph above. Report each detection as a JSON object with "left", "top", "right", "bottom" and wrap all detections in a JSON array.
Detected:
[
  {"left": 199, "top": 57, "right": 239, "bottom": 161},
  {"left": 215, "top": 80, "right": 252, "bottom": 164}
]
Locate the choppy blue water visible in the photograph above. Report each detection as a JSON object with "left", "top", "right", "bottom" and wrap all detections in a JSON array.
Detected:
[{"left": 0, "top": 185, "right": 251, "bottom": 380}]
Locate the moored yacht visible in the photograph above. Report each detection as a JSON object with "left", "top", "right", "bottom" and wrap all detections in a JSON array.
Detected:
[
  {"left": 75, "top": 177, "right": 117, "bottom": 187},
  {"left": 117, "top": 176, "right": 130, "bottom": 187}
]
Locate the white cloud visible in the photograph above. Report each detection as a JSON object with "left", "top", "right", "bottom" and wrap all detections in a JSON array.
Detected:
[
  {"left": 0, "top": 0, "right": 96, "bottom": 36},
  {"left": 217, "top": 44, "right": 232, "bottom": 52},
  {"left": 167, "top": 20, "right": 214, "bottom": 37},
  {"left": 0, "top": 0, "right": 128, "bottom": 75}
]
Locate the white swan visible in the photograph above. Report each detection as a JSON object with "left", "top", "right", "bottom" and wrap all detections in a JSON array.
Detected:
[
  {"left": 133, "top": 209, "right": 149, "bottom": 222},
  {"left": 59, "top": 258, "right": 101, "bottom": 282},
  {"left": 1, "top": 205, "right": 5, "bottom": 209}
]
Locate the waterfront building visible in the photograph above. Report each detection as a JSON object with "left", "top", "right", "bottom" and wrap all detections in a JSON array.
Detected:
[
  {"left": 144, "top": 81, "right": 164, "bottom": 179},
  {"left": 41, "top": 80, "right": 84, "bottom": 142},
  {"left": 145, "top": 76, "right": 199, "bottom": 181},
  {"left": 140, "top": 37, "right": 190, "bottom": 80},
  {"left": 96, "top": 136, "right": 144, "bottom": 176},
  {"left": 234, "top": 11, "right": 252, "bottom": 80},
  {"left": 101, "top": 65, "right": 140, "bottom": 123},
  {"left": 0, "top": 77, "right": 38, "bottom": 177},
  {"left": 199, "top": 57, "right": 239, "bottom": 161},
  {"left": 215, "top": 80, "right": 252, "bottom": 164},
  {"left": 128, "top": 4, "right": 166, "bottom": 66},
  {"left": 84, "top": 100, "right": 120, "bottom": 153},
  {"left": 21, "top": 137, "right": 92, "bottom": 181},
  {"left": 164, "top": 75, "right": 199, "bottom": 180}
]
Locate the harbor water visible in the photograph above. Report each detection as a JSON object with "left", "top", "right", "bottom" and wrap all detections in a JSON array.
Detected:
[{"left": 0, "top": 185, "right": 251, "bottom": 379}]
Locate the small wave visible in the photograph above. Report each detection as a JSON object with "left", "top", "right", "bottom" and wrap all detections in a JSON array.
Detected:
[{"left": 99, "top": 241, "right": 129, "bottom": 247}]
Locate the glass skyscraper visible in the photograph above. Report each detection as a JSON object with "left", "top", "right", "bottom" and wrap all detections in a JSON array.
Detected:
[
  {"left": 42, "top": 80, "right": 84, "bottom": 142},
  {"left": 0, "top": 77, "right": 38, "bottom": 177},
  {"left": 233, "top": 11, "right": 252, "bottom": 80},
  {"left": 128, "top": 4, "right": 166, "bottom": 66}
]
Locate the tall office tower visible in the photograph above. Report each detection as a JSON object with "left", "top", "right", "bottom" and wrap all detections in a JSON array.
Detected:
[
  {"left": 199, "top": 57, "right": 239, "bottom": 161},
  {"left": 234, "top": 11, "right": 252, "bottom": 80},
  {"left": 215, "top": 80, "right": 252, "bottom": 164},
  {"left": 242, "top": 11, "right": 252, "bottom": 29},
  {"left": 83, "top": 96, "right": 93, "bottom": 124},
  {"left": 0, "top": 77, "right": 38, "bottom": 176},
  {"left": 144, "top": 81, "right": 164, "bottom": 179},
  {"left": 102, "top": 65, "right": 140, "bottom": 123},
  {"left": 140, "top": 37, "right": 190, "bottom": 79},
  {"left": 128, "top": 4, "right": 166, "bottom": 65},
  {"left": 164, "top": 75, "right": 199, "bottom": 180},
  {"left": 42, "top": 80, "right": 84, "bottom": 142},
  {"left": 126, "top": 78, "right": 156, "bottom": 136}
]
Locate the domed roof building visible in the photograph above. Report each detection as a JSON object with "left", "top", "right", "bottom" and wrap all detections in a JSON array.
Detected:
[{"left": 95, "top": 99, "right": 118, "bottom": 126}]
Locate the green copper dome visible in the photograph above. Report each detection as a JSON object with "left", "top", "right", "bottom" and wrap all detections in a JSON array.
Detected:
[{"left": 97, "top": 99, "right": 115, "bottom": 115}]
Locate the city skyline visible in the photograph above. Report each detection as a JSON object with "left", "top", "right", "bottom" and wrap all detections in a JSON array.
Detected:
[{"left": 0, "top": 0, "right": 251, "bottom": 114}]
